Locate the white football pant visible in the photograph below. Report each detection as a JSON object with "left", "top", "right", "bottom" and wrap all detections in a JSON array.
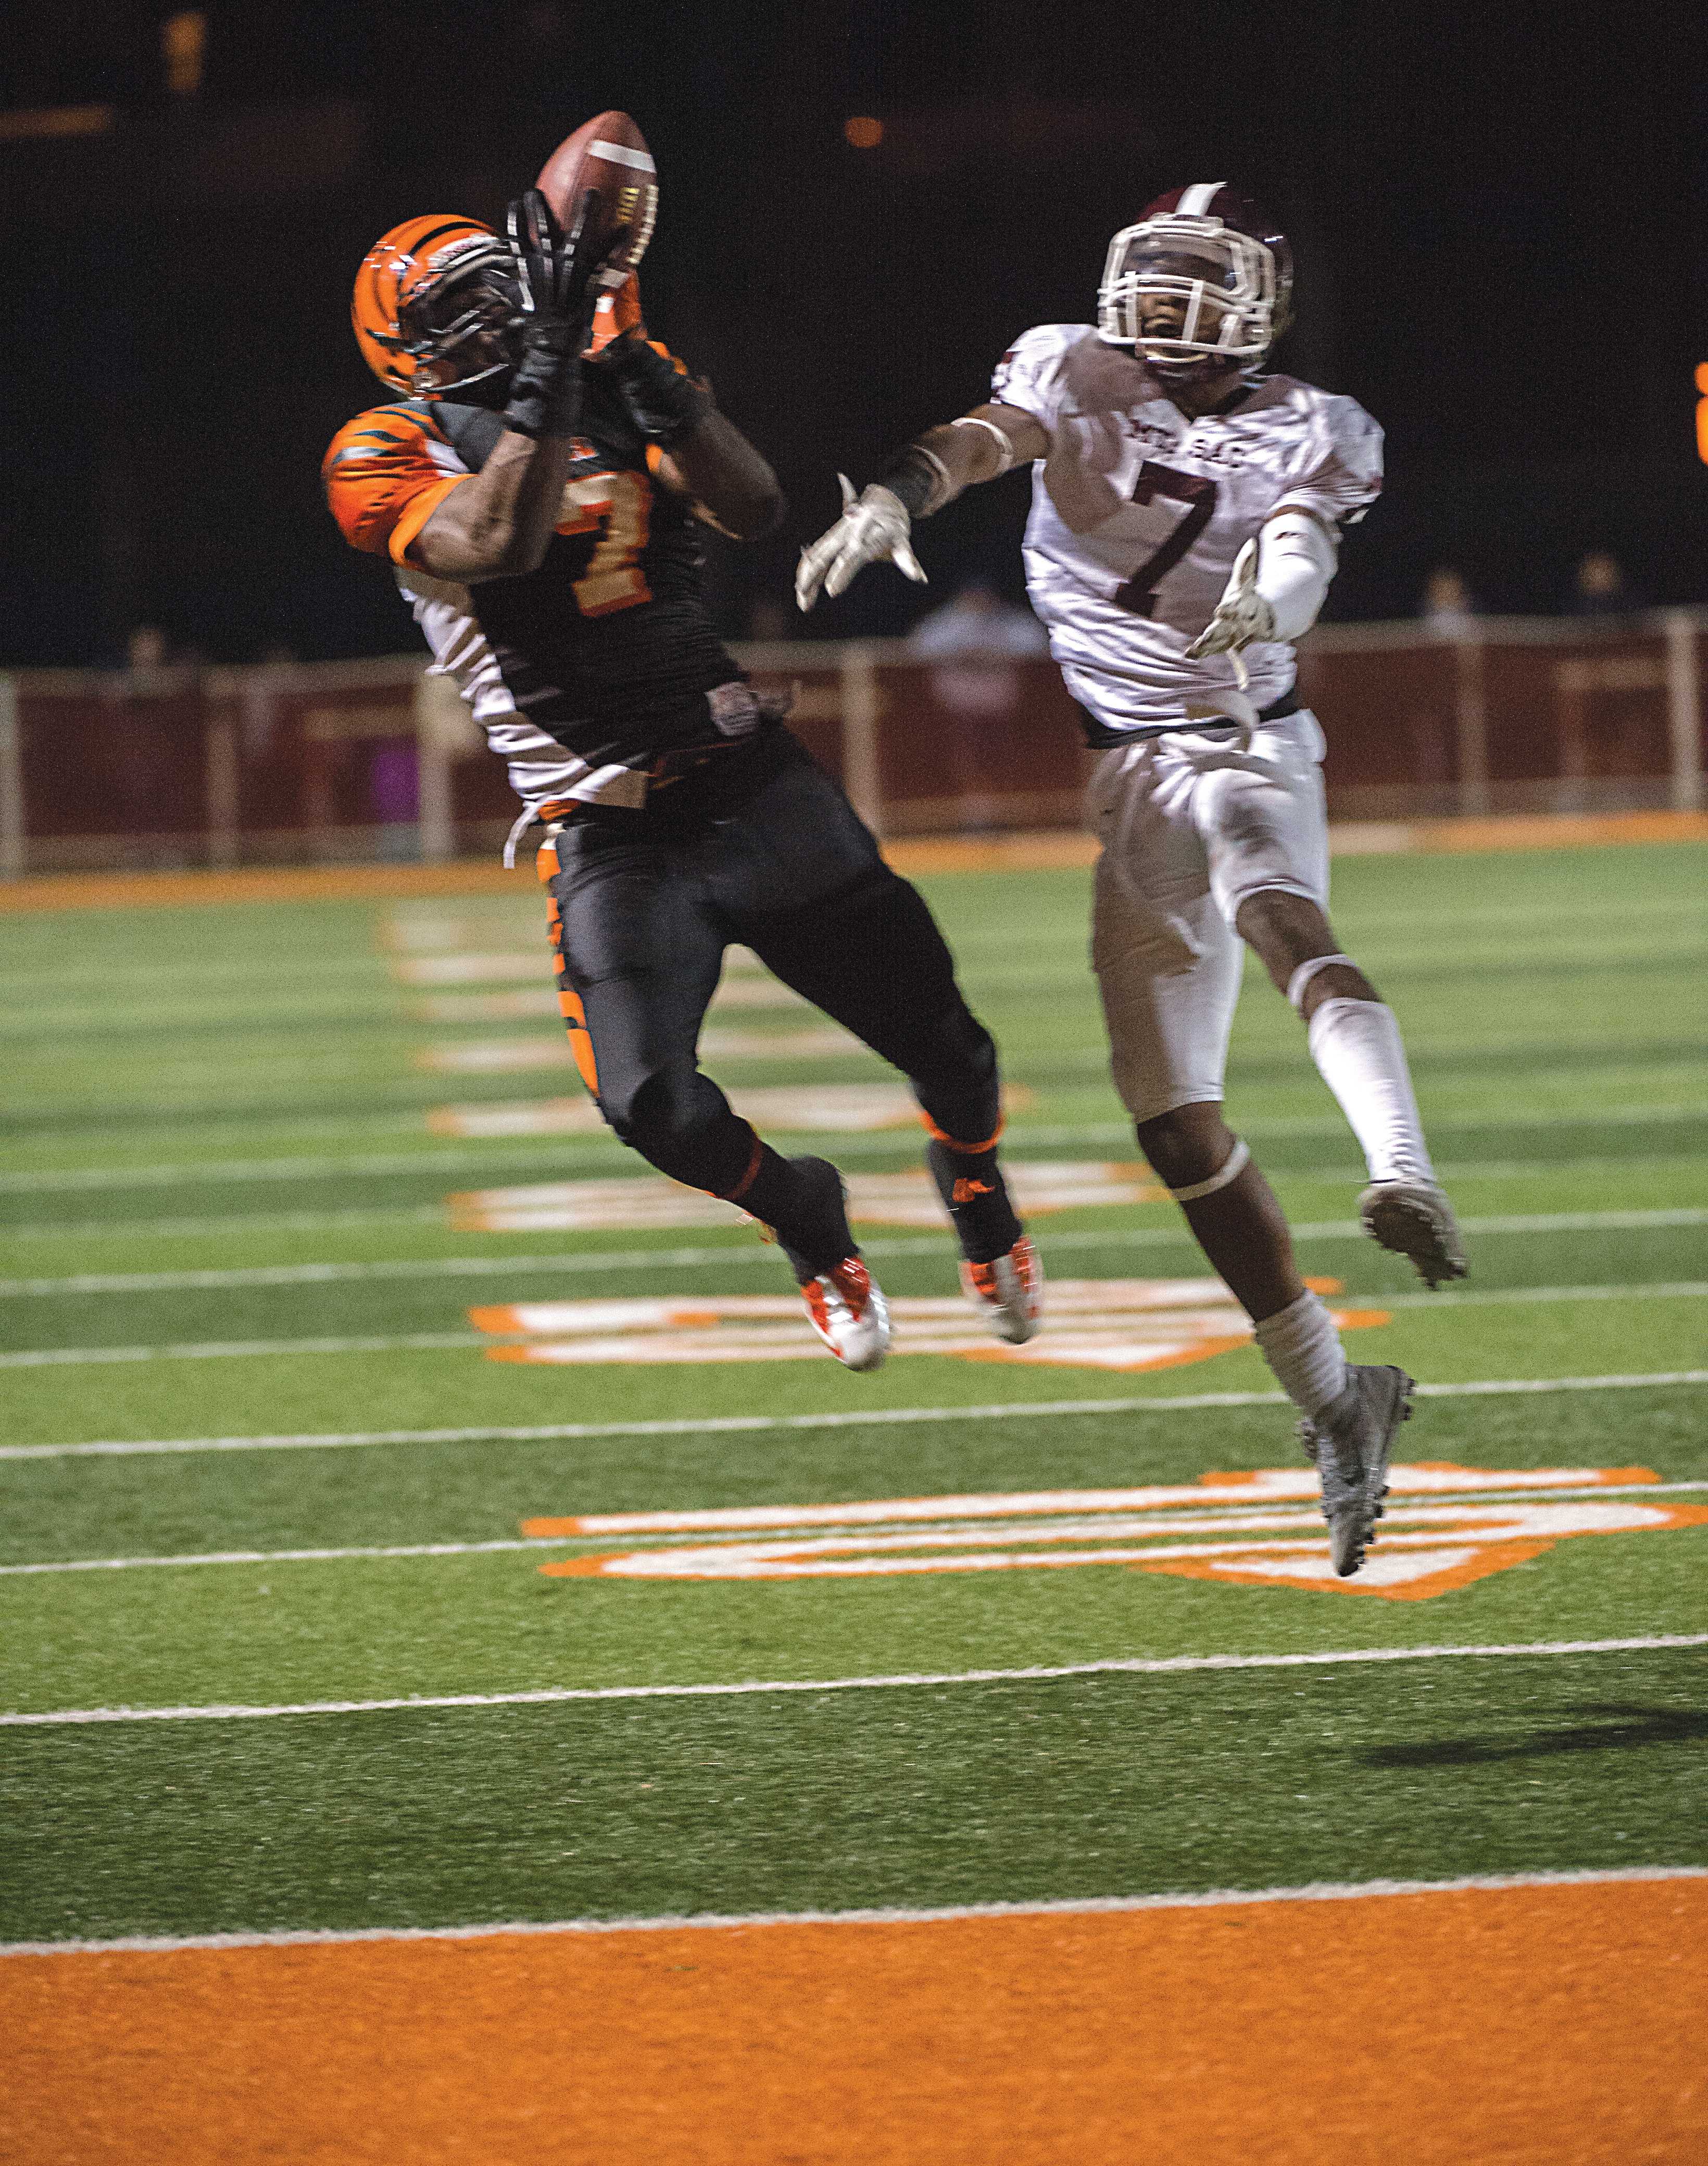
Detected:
[{"left": 1089, "top": 711, "right": 1330, "bottom": 1123}]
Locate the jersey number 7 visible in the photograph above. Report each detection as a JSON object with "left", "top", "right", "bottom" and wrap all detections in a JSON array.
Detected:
[
  {"left": 1112, "top": 464, "right": 1219, "bottom": 618},
  {"left": 556, "top": 470, "right": 652, "bottom": 616}
]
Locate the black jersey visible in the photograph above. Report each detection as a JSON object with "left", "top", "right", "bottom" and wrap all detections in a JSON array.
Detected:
[{"left": 323, "top": 365, "right": 749, "bottom": 785}]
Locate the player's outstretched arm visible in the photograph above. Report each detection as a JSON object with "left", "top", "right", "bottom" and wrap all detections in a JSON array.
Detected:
[
  {"left": 795, "top": 403, "right": 1047, "bottom": 610},
  {"left": 1184, "top": 506, "right": 1340, "bottom": 665},
  {"left": 410, "top": 187, "right": 610, "bottom": 584}
]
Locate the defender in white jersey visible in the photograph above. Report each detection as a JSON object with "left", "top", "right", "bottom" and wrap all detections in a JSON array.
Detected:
[{"left": 798, "top": 184, "right": 1466, "bottom": 1575}]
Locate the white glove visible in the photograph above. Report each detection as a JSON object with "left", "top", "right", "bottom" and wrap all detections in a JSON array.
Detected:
[
  {"left": 795, "top": 475, "right": 927, "bottom": 610},
  {"left": 1185, "top": 539, "right": 1276, "bottom": 662}
]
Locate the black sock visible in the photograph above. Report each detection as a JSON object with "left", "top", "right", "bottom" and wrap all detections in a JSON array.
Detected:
[
  {"left": 734, "top": 1150, "right": 856, "bottom": 1282},
  {"left": 926, "top": 1138, "right": 1022, "bottom": 1265}
]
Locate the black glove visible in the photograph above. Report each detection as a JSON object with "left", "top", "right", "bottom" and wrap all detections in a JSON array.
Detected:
[
  {"left": 596, "top": 329, "right": 714, "bottom": 447},
  {"left": 501, "top": 187, "right": 599, "bottom": 440}
]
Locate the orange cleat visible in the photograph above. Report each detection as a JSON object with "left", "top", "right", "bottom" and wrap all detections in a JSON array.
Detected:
[
  {"left": 802, "top": 1257, "right": 892, "bottom": 1371},
  {"left": 959, "top": 1234, "right": 1043, "bottom": 1344}
]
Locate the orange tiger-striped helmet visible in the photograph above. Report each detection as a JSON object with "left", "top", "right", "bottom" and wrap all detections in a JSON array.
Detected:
[{"left": 351, "top": 214, "right": 519, "bottom": 396}]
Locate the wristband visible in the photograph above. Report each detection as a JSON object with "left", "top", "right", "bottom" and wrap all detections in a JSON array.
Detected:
[
  {"left": 876, "top": 444, "right": 951, "bottom": 519},
  {"left": 600, "top": 331, "right": 713, "bottom": 445},
  {"left": 504, "top": 327, "right": 583, "bottom": 440}
]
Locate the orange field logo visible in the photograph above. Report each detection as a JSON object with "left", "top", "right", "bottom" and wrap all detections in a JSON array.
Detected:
[
  {"left": 522, "top": 1463, "right": 1708, "bottom": 1601},
  {"left": 472, "top": 1276, "right": 1387, "bottom": 1373}
]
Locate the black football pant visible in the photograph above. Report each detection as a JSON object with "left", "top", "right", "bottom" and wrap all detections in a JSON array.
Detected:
[{"left": 538, "top": 731, "right": 1003, "bottom": 1252}]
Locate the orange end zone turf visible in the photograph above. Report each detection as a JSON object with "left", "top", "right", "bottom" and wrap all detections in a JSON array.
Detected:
[{"left": 4, "top": 1877, "right": 1704, "bottom": 2163}]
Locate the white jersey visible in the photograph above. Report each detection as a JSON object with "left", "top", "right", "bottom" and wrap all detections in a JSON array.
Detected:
[{"left": 990, "top": 324, "right": 1383, "bottom": 734}]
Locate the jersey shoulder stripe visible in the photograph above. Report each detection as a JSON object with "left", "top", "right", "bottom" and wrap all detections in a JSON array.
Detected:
[{"left": 323, "top": 400, "right": 467, "bottom": 564}]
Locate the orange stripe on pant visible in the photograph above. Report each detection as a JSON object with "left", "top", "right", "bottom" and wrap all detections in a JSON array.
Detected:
[
  {"left": 3, "top": 1878, "right": 1703, "bottom": 2163},
  {"left": 555, "top": 985, "right": 600, "bottom": 1097},
  {"left": 536, "top": 833, "right": 599, "bottom": 1100}
]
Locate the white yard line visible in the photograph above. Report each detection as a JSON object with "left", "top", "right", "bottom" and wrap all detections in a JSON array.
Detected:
[
  {"left": 0, "top": 1333, "right": 483, "bottom": 1369},
  {"left": 3, "top": 1635, "right": 1703, "bottom": 1730},
  {"left": 5, "top": 1864, "right": 1703, "bottom": 1959},
  {"left": 2, "top": 1102, "right": 1701, "bottom": 1193},
  {"left": 6, "top": 1207, "right": 1705, "bottom": 1298},
  {"left": 1375, "top": 1280, "right": 1708, "bottom": 1311},
  {"left": 6, "top": 1481, "right": 1705, "bottom": 1577},
  {"left": 6, "top": 1370, "right": 1705, "bottom": 1459},
  {"left": 3, "top": 1207, "right": 446, "bottom": 1243},
  {"left": 0, "top": 1537, "right": 571, "bottom": 1575},
  {"left": 3, "top": 1284, "right": 1702, "bottom": 1369}
]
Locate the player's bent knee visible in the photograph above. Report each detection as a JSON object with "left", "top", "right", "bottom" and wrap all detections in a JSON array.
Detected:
[
  {"left": 608, "top": 1066, "right": 725, "bottom": 1163},
  {"left": 1133, "top": 1101, "right": 1238, "bottom": 1193},
  {"left": 1234, "top": 883, "right": 1333, "bottom": 953}
]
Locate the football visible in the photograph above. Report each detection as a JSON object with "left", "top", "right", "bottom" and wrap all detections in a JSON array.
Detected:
[{"left": 535, "top": 110, "right": 658, "bottom": 276}]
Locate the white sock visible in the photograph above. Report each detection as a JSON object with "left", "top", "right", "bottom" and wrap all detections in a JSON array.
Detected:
[
  {"left": 1254, "top": 1289, "right": 1348, "bottom": 1418},
  {"left": 1307, "top": 997, "right": 1436, "bottom": 1186}
]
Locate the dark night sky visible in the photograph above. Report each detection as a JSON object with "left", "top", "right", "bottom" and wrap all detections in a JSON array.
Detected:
[{"left": 2, "top": 0, "right": 1704, "bottom": 663}]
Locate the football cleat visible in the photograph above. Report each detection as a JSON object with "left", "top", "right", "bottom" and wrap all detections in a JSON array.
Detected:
[
  {"left": 959, "top": 1235, "right": 1044, "bottom": 1344},
  {"left": 1360, "top": 1179, "right": 1467, "bottom": 1290},
  {"left": 1299, "top": 1364, "right": 1415, "bottom": 1577},
  {"left": 802, "top": 1258, "right": 891, "bottom": 1372}
]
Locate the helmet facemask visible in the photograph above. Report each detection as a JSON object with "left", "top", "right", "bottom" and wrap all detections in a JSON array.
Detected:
[
  {"left": 397, "top": 240, "right": 524, "bottom": 399},
  {"left": 1098, "top": 215, "right": 1279, "bottom": 380}
]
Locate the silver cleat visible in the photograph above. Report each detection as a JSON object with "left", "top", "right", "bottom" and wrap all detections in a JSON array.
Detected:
[
  {"left": 1300, "top": 1363, "right": 1416, "bottom": 1577},
  {"left": 1360, "top": 1179, "right": 1467, "bottom": 1290}
]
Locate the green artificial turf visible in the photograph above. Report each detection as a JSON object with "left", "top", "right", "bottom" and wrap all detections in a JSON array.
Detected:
[
  {"left": 0, "top": 841, "right": 1704, "bottom": 1940},
  {"left": 3, "top": 1648, "right": 1703, "bottom": 1942}
]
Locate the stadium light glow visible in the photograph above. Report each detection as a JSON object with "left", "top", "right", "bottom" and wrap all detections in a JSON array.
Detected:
[
  {"left": 163, "top": 10, "right": 208, "bottom": 97},
  {"left": 0, "top": 105, "right": 112, "bottom": 141}
]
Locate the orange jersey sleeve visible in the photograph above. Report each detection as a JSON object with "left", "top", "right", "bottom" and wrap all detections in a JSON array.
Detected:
[{"left": 322, "top": 405, "right": 467, "bottom": 565}]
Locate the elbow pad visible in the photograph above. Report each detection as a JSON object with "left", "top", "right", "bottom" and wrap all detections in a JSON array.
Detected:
[{"left": 1253, "top": 511, "right": 1338, "bottom": 642}]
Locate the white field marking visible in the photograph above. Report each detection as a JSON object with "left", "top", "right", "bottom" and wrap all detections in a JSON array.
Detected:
[
  {"left": 545, "top": 1466, "right": 1680, "bottom": 1537},
  {"left": 381, "top": 913, "right": 541, "bottom": 950},
  {"left": 3, "top": 1101, "right": 1701, "bottom": 1193},
  {"left": 412, "top": 978, "right": 808, "bottom": 1022},
  {"left": 16, "top": 1273, "right": 1688, "bottom": 1378},
  {"left": 468, "top": 1279, "right": 1374, "bottom": 1375},
  {"left": 5, "top": 1196, "right": 1704, "bottom": 1258},
  {"left": 4, "top": 1636, "right": 1704, "bottom": 1730},
  {"left": 474, "top": 1282, "right": 1708, "bottom": 1374},
  {"left": 451, "top": 1161, "right": 1163, "bottom": 1236},
  {"left": 1, "top": 1207, "right": 447, "bottom": 1244},
  {"left": 0, "top": 1536, "right": 572, "bottom": 1576},
  {"left": 0, "top": 1148, "right": 631, "bottom": 1195},
  {"left": 1373, "top": 1279, "right": 1708, "bottom": 1311},
  {"left": 418, "top": 1025, "right": 866, "bottom": 1072},
  {"left": 391, "top": 954, "right": 550, "bottom": 984},
  {"left": 6, "top": 1865, "right": 1705, "bottom": 1959},
  {"left": 2, "top": 1206, "right": 1703, "bottom": 1299},
  {"left": 426, "top": 1082, "right": 931, "bottom": 1139},
  {"left": 6, "top": 1473, "right": 1697, "bottom": 1576},
  {"left": 6, "top": 1371, "right": 1706, "bottom": 1460},
  {"left": 0, "top": 1333, "right": 483, "bottom": 1370},
  {"left": 545, "top": 1493, "right": 1708, "bottom": 1592}
]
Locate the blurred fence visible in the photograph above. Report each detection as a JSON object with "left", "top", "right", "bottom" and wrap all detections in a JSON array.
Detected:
[{"left": 1, "top": 612, "right": 1703, "bottom": 875}]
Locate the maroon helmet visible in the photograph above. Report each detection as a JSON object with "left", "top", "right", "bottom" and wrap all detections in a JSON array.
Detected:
[{"left": 1098, "top": 184, "right": 1293, "bottom": 379}]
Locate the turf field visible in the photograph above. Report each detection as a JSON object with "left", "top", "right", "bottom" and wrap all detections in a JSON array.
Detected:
[{"left": 3, "top": 836, "right": 1705, "bottom": 2161}]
